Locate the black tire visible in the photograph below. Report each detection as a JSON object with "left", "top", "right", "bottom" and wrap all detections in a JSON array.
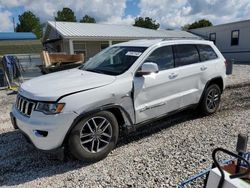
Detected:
[
  {"left": 68, "top": 111, "right": 119, "bottom": 162},
  {"left": 200, "top": 84, "right": 221, "bottom": 115}
]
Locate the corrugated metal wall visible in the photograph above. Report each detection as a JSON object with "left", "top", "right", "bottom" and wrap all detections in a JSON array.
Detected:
[{"left": 0, "top": 40, "right": 42, "bottom": 55}]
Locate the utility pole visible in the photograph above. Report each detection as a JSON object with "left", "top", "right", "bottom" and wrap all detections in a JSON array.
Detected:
[
  {"left": 12, "top": 17, "right": 16, "bottom": 32},
  {"left": 54, "top": 12, "right": 58, "bottom": 37}
]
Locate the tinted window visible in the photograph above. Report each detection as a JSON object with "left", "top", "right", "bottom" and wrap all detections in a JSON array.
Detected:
[
  {"left": 173, "top": 44, "right": 200, "bottom": 67},
  {"left": 197, "top": 44, "right": 218, "bottom": 61},
  {"left": 145, "top": 46, "right": 174, "bottom": 71}
]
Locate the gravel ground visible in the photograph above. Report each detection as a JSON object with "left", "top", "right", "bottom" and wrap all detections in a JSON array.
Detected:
[
  {"left": 0, "top": 64, "right": 250, "bottom": 188},
  {"left": 226, "top": 64, "right": 250, "bottom": 86}
]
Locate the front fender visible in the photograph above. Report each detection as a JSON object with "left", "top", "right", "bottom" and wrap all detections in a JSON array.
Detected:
[{"left": 62, "top": 104, "right": 134, "bottom": 145}]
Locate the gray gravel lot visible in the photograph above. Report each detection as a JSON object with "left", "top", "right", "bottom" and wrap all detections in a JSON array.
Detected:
[{"left": 0, "top": 64, "right": 250, "bottom": 187}]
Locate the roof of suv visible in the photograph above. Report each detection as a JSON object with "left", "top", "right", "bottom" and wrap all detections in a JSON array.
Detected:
[{"left": 114, "top": 39, "right": 214, "bottom": 47}]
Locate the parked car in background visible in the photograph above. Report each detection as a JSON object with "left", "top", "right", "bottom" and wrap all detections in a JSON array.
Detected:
[{"left": 10, "top": 39, "right": 227, "bottom": 162}]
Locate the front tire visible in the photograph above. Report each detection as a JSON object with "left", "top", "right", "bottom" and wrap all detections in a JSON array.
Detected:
[
  {"left": 200, "top": 84, "right": 221, "bottom": 115},
  {"left": 68, "top": 111, "right": 119, "bottom": 162}
]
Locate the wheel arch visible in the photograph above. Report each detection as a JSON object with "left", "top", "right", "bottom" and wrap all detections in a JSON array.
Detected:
[
  {"left": 198, "top": 76, "right": 224, "bottom": 105},
  {"left": 206, "top": 77, "right": 224, "bottom": 93},
  {"left": 62, "top": 104, "right": 133, "bottom": 146}
]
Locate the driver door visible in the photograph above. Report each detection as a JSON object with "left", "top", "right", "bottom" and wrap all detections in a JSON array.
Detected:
[{"left": 133, "top": 45, "right": 182, "bottom": 123}]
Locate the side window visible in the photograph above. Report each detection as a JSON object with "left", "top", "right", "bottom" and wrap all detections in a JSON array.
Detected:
[
  {"left": 145, "top": 46, "right": 174, "bottom": 71},
  {"left": 209, "top": 33, "right": 216, "bottom": 44},
  {"left": 231, "top": 30, "right": 239, "bottom": 46},
  {"left": 173, "top": 44, "right": 200, "bottom": 67},
  {"left": 197, "top": 44, "right": 218, "bottom": 61}
]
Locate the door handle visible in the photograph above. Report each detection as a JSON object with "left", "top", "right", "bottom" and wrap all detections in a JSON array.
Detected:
[
  {"left": 169, "top": 73, "right": 178, "bottom": 79},
  {"left": 200, "top": 66, "right": 207, "bottom": 71}
]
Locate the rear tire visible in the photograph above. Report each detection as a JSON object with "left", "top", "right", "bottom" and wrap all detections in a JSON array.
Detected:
[
  {"left": 200, "top": 84, "right": 221, "bottom": 115},
  {"left": 68, "top": 111, "right": 119, "bottom": 162}
]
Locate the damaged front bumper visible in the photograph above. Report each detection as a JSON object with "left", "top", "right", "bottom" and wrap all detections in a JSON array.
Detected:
[{"left": 10, "top": 105, "right": 77, "bottom": 151}]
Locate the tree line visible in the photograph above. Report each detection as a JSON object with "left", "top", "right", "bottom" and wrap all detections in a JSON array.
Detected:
[{"left": 15, "top": 7, "right": 212, "bottom": 39}]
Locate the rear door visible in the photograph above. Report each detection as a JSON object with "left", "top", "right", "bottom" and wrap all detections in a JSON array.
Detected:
[
  {"left": 196, "top": 44, "right": 220, "bottom": 80},
  {"left": 172, "top": 44, "right": 204, "bottom": 107},
  {"left": 133, "top": 45, "right": 182, "bottom": 123}
]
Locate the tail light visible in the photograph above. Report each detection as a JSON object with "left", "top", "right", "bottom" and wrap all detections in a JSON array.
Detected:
[
  {"left": 224, "top": 60, "right": 228, "bottom": 68},
  {"left": 225, "top": 59, "right": 233, "bottom": 75}
]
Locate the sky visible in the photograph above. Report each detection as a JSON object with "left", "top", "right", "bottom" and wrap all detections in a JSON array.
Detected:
[{"left": 0, "top": 0, "right": 250, "bottom": 32}]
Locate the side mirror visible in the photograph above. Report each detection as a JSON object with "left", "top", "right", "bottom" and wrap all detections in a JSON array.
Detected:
[{"left": 136, "top": 62, "right": 159, "bottom": 76}]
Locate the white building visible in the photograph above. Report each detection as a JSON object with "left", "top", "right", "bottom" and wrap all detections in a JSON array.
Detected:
[
  {"left": 190, "top": 20, "right": 250, "bottom": 63},
  {"left": 43, "top": 21, "right": 199, "bottom": 61}
]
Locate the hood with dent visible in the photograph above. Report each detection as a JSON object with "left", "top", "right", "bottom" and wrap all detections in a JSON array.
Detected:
[{"left": 20, "top": 68, "right": 116, "bottom": 101}]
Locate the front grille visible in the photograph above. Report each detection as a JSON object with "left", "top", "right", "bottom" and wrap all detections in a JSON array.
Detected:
[{"left": 16, "top": 95, "right": 36, "bottom": 117}]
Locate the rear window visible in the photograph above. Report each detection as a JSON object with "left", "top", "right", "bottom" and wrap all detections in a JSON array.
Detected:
[
  {"left": 173, "top": 44, "right": 200, "bottom": 67},
  {"left": 196, "top": 44, "right": 218, "bottom": 61}
]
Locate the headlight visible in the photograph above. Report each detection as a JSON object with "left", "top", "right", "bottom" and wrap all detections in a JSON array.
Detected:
[{"left": 35, "top": 102, "right": 65, "bottom": 114}]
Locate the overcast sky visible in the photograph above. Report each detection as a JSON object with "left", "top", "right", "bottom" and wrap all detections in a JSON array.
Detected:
[{"left": 0, "top": 0, "right": 250, "bottom": 32}]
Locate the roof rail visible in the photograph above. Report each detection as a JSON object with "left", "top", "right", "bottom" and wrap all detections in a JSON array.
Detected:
[{"left": 162, "top": 37, "right": 203, "bottom": 41}]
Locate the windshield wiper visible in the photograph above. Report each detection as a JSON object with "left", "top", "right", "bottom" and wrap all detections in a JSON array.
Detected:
[
  {"left": 85, "top": 69, "right": 101, "bottom": 73},
  {"left": 84, "top": 68, "right": 119, "bottom": 76},
  {"left": 85, "top": 69, "right": 108, "bottom": 74}
]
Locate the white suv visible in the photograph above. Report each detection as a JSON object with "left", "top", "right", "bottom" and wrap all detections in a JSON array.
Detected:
[{"left": 11, "top": 39, "right": 226, "bottom": 162}]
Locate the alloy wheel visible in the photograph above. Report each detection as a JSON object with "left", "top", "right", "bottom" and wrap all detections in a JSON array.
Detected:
[
  {"left": 206, "top": 88, "right": 220, "bottom": 111},
  {"left": 80, "top": 116, "right": 112, "bottom": 153}
]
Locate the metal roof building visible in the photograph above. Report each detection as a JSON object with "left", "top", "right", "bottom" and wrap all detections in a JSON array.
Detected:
[
  {"left": 0, "top": 32, "right": 42, "bottom": 55},
  {"left": 190, "top": 20, "right": 250, "bottom": 63},
  {"left": 0, "top": 32, "right": 37, "bottom": 40},
  {"left": 43, "top": 21, "right": 199, "bottom": 60}
]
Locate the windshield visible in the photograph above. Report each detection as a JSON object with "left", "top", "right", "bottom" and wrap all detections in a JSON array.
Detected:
[{"left": 79, "top": 46, "right": 147, "bottom": 75}]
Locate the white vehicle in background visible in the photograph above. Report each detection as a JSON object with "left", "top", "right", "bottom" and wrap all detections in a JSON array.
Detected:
[{"left": 11, "top": 39, "right": 227, "bottom": 162}]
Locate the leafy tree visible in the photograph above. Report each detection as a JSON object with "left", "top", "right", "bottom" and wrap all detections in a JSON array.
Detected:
[
  {"left": 16, "top": 11, "right": 42, "bottom": 38},
  {"left": 181, "top": 24, "right": 191, "bottom": 31},
  {"left": 55, "top": 7, "right": 76, "bottom": 22},
  {"left": 80, "top": 15, "right": 96, "bottom": 23},
  {"left": 133, "top": 17, "right": 160, "bottom": 30},
  {"left": 182, "top": 19, "right": 212, "bottom": 30}
]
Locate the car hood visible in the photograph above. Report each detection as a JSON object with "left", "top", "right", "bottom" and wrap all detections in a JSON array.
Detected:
[{"left": 20, "top": 68, "right": 116, "bottom": 101}]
